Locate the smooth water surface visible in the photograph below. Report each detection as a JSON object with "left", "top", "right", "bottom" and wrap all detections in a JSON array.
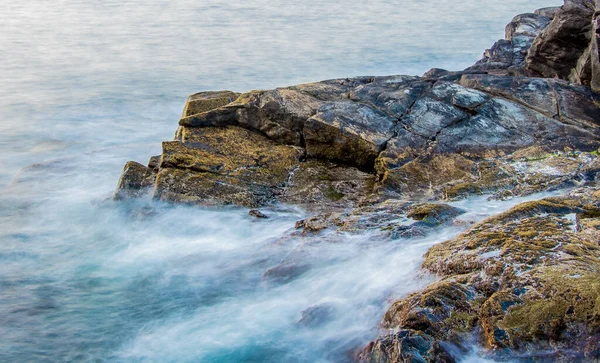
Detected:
[{"left": 1, "top": 0, "right": 560, "bottom": 361}]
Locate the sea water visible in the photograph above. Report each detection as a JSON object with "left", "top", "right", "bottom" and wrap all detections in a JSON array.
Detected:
[{"left": 1, "top": 0, "right": 561, "bottom": 361}]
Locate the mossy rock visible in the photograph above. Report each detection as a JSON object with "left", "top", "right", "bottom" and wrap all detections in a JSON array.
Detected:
[
  {"left": 281, "top": 160, "right": 375, "bottom": 209},
  {"left": 161, "top": 126, "right": 303, "bottom": 187},
  {"left": 378, "top": 154, "right": 475, "bottom": 195},
  {"left": 374, "top": 188, "right": 600, "bottom": 361},
  {"left": 154, "top": 168, "right": 272, "bottom": 208},
  {"left": 152, "top": 126, "right": 305, "bottom": 207},
  {"left": 406, "top": 203, "right": 466, "bottom": 226},
  {"left": 114, "top": 161, "right": 155, "bottom": 200},
  {"left": 181, "top": 90, "right": 240, "bottom": 117}
]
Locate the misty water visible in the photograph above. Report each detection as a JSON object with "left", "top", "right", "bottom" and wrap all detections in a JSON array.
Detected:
[{"left": 1, "top": 0, "right": 561, "bottom": 361}]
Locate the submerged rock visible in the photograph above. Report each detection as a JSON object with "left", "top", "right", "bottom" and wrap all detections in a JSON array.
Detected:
[{"left": 297, "top": 303, "right": 338, "bottom": 327}]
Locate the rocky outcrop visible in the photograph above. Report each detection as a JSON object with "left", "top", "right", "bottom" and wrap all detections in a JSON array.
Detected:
[
  {"left": 467, "top": 12, "right": 554, "bottom": 74},
  {"left": 115, "top": 0, "right": 600, "bottom": 209},
  {"left": 526, "top": 0, "right": 600, "bottom": 92},
  {"left": 360, "top": 189, "right": 600, "bottom": 362},
  {"left": 114, "top": 1, "right": 600, "bottom": 361}
]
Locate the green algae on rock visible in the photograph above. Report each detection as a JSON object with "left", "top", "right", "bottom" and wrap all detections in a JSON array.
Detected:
[{"left": 362, "top": 188, "right": 600, "bottom": 362}]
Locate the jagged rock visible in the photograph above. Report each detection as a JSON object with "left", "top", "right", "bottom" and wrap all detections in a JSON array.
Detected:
[
  {"left": 180, "top": 88, "right": 322, "bottom": 146},
  {"left": 304, "top": 101, "right": 396, "bottom": 169},
  {"left": 406, "top": 204, "right": 465, "bottom": 227},
  {"left": 114, "top": 161, "right": 155, "bottom": 199},
  {"left": 117, "top": 58, "right": 600, "bottom": 207},
  {"left": 112, "top": 4, "right": 600, "bottom": 361},
  {"left": 526, "top": 0, "right": 596, "bottom": 81},
  {"left": 147, "top": 155, "right": 161, "bottom": 171},
  {"left": 458, "top": 74, "right": 600, "bottom": 131},
  {"left": 468, "top": 12, "right": 552, "bottom": 73},
  {"left": 506, "top": 13, "right": 553, "bottom": 66},
  {"left": 364, "top": 188, "right": 600, "bottom": 361},
  {"left": 181, "top": 90, "right": 240, "bottom": 117},
  {"left": 591, "top": 10, "right": 600, "bottom": 92},
  {"left": 534, "top": 6, "right": 561, "bottom": 19}
]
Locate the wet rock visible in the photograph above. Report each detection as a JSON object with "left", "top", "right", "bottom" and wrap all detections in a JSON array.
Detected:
[
  {"left": 262, "top": 263, "right": 312, "bottom": 285},
  {"left": 358, "top": 329, "right": 456, "bottom": 363},
  {"left": 114, "top": 161, "right": 155, "bottom": 199},
  {"left": 249, "top": 209, "right": 268, "bottom": 219},
  {"left": 297, "top": 303, "right": 338, "bottom": 327},
  {"left": 295, "top": 212, "right": 341, "bottom": 234},
  {"left": 364, "top": 188, "right": 600, "bottom": 361},
  {"left": 112, "top": 6, "right": 600, "bottom": 356},
  {"left": 406, "top": 203, "right": 465, "bottom": 227}
]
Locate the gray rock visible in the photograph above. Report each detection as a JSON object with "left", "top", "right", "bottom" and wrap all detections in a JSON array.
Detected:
[
  {"left": 468, "top": 12, "right": 552, "bottom": 73},
  {"left": 116, "top": 5, "right": 600, "bottom": 210},
  {"left": 534, "top": 6, "right": 561, "bottom": 19},
  {"left": 459, "top": 74, "right": 600, "bottom": 132}
]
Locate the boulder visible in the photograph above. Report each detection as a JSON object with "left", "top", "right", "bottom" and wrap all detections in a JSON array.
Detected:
[
  {"left": 114, "top": 161, "right": 155, "bottom": 200},
  {"left": 181, "top": 90, "right": 240, "bottom": 117},
  {"left": 526, "top": 0, "right": 596, "bottom": 81},
  {"left": 112, "top": 5, "right": 600, "bottom": 360},
  {"left": 154, "top": 126, "right": 303, "bottom": 207}
]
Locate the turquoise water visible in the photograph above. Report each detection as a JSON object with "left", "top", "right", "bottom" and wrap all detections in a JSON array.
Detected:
[{"left": 1, "top": 1, "right": 560, "bottom": 361}]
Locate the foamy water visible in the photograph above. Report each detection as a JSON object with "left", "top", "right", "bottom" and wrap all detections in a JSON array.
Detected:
[{"left": 1, "top": 0, "right": 561, "bottom": 361}]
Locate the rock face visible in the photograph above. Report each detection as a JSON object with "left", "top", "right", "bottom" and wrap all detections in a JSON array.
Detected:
[
  {"left": 115, "top": 71, "right": 600, "bottom": 208},
  {"left": 114, "top": 1, "right": 600, "bottom": 361},
  {"left": 525, "top": 0, "right": 600, "bottom": 92}
]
